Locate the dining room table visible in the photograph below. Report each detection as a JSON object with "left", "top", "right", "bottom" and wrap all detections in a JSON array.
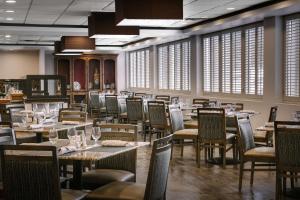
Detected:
[
  {"left": 22, "top": 139, "right": 149, "bottom": 189},
  {"left": 13, "top": 121, "right": 93, "bottom": 143}
]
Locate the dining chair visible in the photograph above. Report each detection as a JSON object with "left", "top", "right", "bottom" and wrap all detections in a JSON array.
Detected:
[
  {"left": 148, "top": 101, "right": 169, "bottom": 143},
  {"left": 89, "top": 93, "right": 101, "bottom": 117},
  {"left": 197, "top": 108, "right": 237, "bottom": 168},
  {"left": 237, "top": 117, "right": 275, "bottom": 192},
  {"left": 70, "top": 103, "right": 87, "bottom": 112},
  {"left": 126, "top": 97, "right": 149, "bottom": 141},
  {"left": 81, "top": 124, "right": 138, "bottom": 190},
  {"left": 0, "top": 145, "right": 86, "bottom": 200},
  {"left": 8, "top": 105, "right": 36, "bottom": 144},
  {"left": 193, "top": 98, "right": 209, "bottom": 105},
  {"left": 85, "top": 135, "right": 172, "bottom": 200},
  {"left": 169, "top": 105, "right": 198, "bottom": 164},
  {"left": 274, "top": 121, "right": 300, "bottom": 199},
  {"left": 59, "top": 110, "right": 87, "bottom": 122},
  {"left": 253, "top": 106, "right": 278, "bottom": 146},
  {"left": 0, "top": 127, "right": 16, "bottom": 198},
  {"left": 171, "top": 96, "right": 179, "bottom": 105},
  {"left": 105, "top": 95, "right": 127, "bottom": 123},
  {"left": 134, "top": 92, "right": 147, "bottom": 97}
]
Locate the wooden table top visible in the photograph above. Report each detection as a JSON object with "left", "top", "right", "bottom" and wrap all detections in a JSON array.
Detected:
[
  {"left": 13, "top": 121, "right": 93, "bottom": 133},
  {"left": 23, "top": 139, "right": 149, "bottom": 161}
]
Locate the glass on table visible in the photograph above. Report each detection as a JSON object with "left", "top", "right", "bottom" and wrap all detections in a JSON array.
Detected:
[
  {"left": 91, "top": 127, "right": 101, "bottom": 145},
  {"left": 75, "top": 130, "right": 85, "bottom": 149},
  {"left": 67, "top": 128, "right": 76, "bottom": 146},
  {"left": 49, "top": 128, "right": 58, "bottom": 145}
]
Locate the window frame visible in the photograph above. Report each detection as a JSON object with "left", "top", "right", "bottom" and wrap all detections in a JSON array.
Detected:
[{"left": 201, "top": 22, "right": 264, "bottom": 99}]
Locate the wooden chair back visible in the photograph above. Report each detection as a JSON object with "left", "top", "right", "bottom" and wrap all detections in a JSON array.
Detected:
[
  {"left": 0, "top": 145, "right": 61, "bottom": 200},
  {"left": 97, "top": 123, "right": 138, "bottom": 142},
  {"left": 126, "top": 98, "right": 144, "bottom": 123},
  {"left": 197, "top": 108, "right": 226, "bottom": 143},
  {"left": 144, "top": 135, "right": 172, "bottom": 200},
  {"left": 59, "top": 110, "right": 87, "bottom": 122},
  {"left": 148, "top": 101, "right": 168, "bottom": 130},
  {"left": 268, "top": 106, "right": 278, "bottom": 122}
]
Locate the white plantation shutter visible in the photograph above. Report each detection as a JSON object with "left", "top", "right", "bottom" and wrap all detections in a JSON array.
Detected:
[
  {"left": 245, "top": 26, "right": 264, "bottom": 95},
  {"left": 203, "top": 36, "right": 219, "bottom": 92},
  {"left": 203, "top": 24, "right": 263, "bottom": 96},
  {"left": 232, "top": 31, "right": 242, "bottom": 94},
  {"left": 128, "top": 48, "right": 150, "bottom": 88},
  {"left": 222, "top": 33, "right": 231, "bottom": 93},
  {"left": 158, "top": 39, "right": 191, "bottom": 91},
  {"left": 285, "top": 17, "right": 300, "bottom": 98}
]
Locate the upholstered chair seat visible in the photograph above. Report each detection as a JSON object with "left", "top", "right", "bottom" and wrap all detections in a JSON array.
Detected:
[
  {"left": 173, "top": 129, "right": 198, "bottom": 138},
  {"left": 244, "top": 147, "right": 275, "bottom": 158},
  {"left": 61, "top": 189, "right": 87, "bottom": 200},
  {"left": 85, "top": 182, "right": 145, "bottom": 200},
  {"left": 81, "top": 169, "right": 135, "bottom": 190}
]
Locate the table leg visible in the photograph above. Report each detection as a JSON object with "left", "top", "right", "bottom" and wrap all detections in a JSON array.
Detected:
[
  {"left": 71, "top": 160, "right": 83, "bottom": 189},
  {"left": 36, "top": 133, "right": 43, "bottom": 143}
]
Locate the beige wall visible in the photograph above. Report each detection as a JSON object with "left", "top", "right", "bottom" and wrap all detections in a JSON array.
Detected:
[{"left": 0, "top": 50, "right": 39, "bottom": 79}]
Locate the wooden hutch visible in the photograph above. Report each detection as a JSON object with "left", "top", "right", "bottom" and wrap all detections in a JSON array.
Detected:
[{"left": 55, "top": 54, "right": 117, "bottom": 104}]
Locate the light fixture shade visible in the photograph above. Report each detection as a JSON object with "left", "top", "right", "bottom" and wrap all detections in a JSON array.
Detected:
[
  {"left": 88, "top": 12, "right": 139, "bottom": 38},
  {"left": 61, "top": 36, "right": 95, "bottom": 52},
  {"left": 115, "top": 0, "right": 183, "bottom": 27},
  {"left": 54, "top": 41, "right": 82, "bottom": 55}
]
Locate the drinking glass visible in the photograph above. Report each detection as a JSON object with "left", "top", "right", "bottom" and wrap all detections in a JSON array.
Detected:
[
  {"left": 91, "top": 127, "right": 101, "bottom": 145},
  {"left": 67, "top": 128, "right": 76, "bottom": 145},
  {"left": 75, "top": 130, "right": 83, "bottom": 149},
  {"left": 49, "top": 129, "right": 58, "bottom": 145}
]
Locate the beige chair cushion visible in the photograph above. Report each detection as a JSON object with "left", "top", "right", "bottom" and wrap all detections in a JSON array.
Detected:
[
  {"left": 100, "top": 107, "right": 106, "bottom": 112},
  {"left": 61, "top": 189, "right": 87, "bottom": 200},
  {"left": 244, "top": 147, "right": 275, "bottom": 158},
  {"left": 253, "top": 130, "right": 267, "bottom": 139},
  {"left": 226, "top": 133, "right": 236, "bottom": 140},
  {"left": 184, "top": 120, "right": 197, "bottom": 129},
  {"left": 82, "top": 169, "right": 135, "bottom": 190},
  {"left": 119, "top": 112, "right": 127, "bottom": 118},
  {"left": 85, "top": 182, "right": 145, "bottom": 200},
  {"left": 173, "top": 129, "right": 198, "bottom": 138}
]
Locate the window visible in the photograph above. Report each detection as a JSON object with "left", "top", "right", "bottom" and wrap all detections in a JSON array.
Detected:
[
  {"left": 284, "top": 16, "right": 300, "bottom": 98},
  {"left": 158, "top": 39, "right": 191, "bottom": 91},
  {"left": 128, "top": 48, "right": 150, "bottom": 88},
  {"left": 203, "top": 24, "right": 264, "bottom": 96}
]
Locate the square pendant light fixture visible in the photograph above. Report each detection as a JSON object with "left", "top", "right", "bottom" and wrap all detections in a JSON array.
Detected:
[
  {"left": 54, "top": 41, "right": 82, "bottom": 55},
  {"left": 88, "top": 12, "right": 139, "bottom": 39},
  {"left": 61, "top": 36, "right": 95, "bottom": 52},
  {"left": 115, "top": 0, "right": 183, "bottom": 27}
]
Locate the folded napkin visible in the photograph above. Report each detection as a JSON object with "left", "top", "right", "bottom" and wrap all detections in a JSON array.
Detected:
[
  {"left": 265, "top": 122, "right": 274, "bottom": 127},
  {"left": 62, "top": 121, "right": 80, "bottom": 125},
  {"left": 58, "top": 146, "right": 77, "bottom": 155},
  {"left": 240, "top": 110, "right": 256, "bottom": 114},
  {"left": 12, "top": 122, "right": 21, "bottom": 127},
  {"left": 43, "top": 119, "right": 55, "bottom": 124},
  {"left": 29, "top": 124, "right": 43, "bottom": 129},
  {"left": 101, "top": 140, "right": 128, "bottom": 147},
  {"left": 20, "top": 110, "right": 34, "bottom": 114}
]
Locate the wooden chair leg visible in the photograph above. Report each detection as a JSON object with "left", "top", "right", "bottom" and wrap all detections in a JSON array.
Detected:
[
  {"left": 204, "top": 147, "right": 208, "bottom": 163},
  {"left": 239, "top": 160, "right": 244, "bottom": 192},
  {"left": 283, "top": 172, "right": 287, "bottom": 194},
  {"left": 198, "top": 143, "right": 201, "bottom": 168},
  {"left": 250, "top": 161, "right": 255, "bottom": 186},
  {"left": 180, "top": 139, "right": 184, "bottom": 157},
  {"left": 222, "top": 145, "right": 226, "bottom": 168},
  {"left": 276, "top": 171, "right": 281, "bottom": 200},
  {"left": 290, "top": 172, "right": 295, "bottom": 189}
]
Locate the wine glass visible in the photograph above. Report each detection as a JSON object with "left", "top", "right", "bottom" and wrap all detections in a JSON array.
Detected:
[
  {"left": 67, "top": 128, "right": 76, "bottom": 146},
  {"left": 91, "top": 127, "right": 101, "bottom": 145},
  {"left": 49, "top": 129, "right": 58, "bottom": 145},
  {"left": 75, "top": 130, "right": 83, "bottom": 149}
]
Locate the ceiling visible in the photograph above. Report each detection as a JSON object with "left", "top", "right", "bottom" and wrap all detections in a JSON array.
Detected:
[{"left": 0, "top": 0, "right": 272, "bottom": 49}]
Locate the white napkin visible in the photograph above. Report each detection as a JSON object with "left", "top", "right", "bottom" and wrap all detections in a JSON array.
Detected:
[
  {"left": 43, "top": 119, "right": 55, "bottom": 124},
  {"left": 101, "top": 140, "right": 128, "bottom": 147},
  {"left": 62, "top": 121, "right": 80, "bottom": 125},
  {"left": 58, "top": 146, "right": 77, "bottom": 155},
  {"left": 12, "top": 122, "right": 21, "bottom": 127},
  {"left": 265, "top": 122, "right": 274, "bottom": 127},
  {"left": 240, "top": 110, "right": 256, "bottom": 114},
  {"left": 29, "top": 124, "right": 43, "bottom": 129}
]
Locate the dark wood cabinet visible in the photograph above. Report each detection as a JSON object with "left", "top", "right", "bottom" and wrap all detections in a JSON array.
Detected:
[{"left": 55, "top": 54, "right": 117, "bottom": 104}]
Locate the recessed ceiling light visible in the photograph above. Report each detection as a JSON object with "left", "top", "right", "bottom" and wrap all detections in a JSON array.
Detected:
[
  {"left": 226, "top": 7, "right": 235, "bottom": 10},
  {"left": 5, "top": 35, "right": 11, "bottom": 38},
  {"left": 5, "top": 0, "right": 16, "bottom": 3},
  {"left": 5, "top": 10, "right": 15, "bottom": 13},
  {"left": 6, "top": 17, "right": 14, "bottom": 21}
]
